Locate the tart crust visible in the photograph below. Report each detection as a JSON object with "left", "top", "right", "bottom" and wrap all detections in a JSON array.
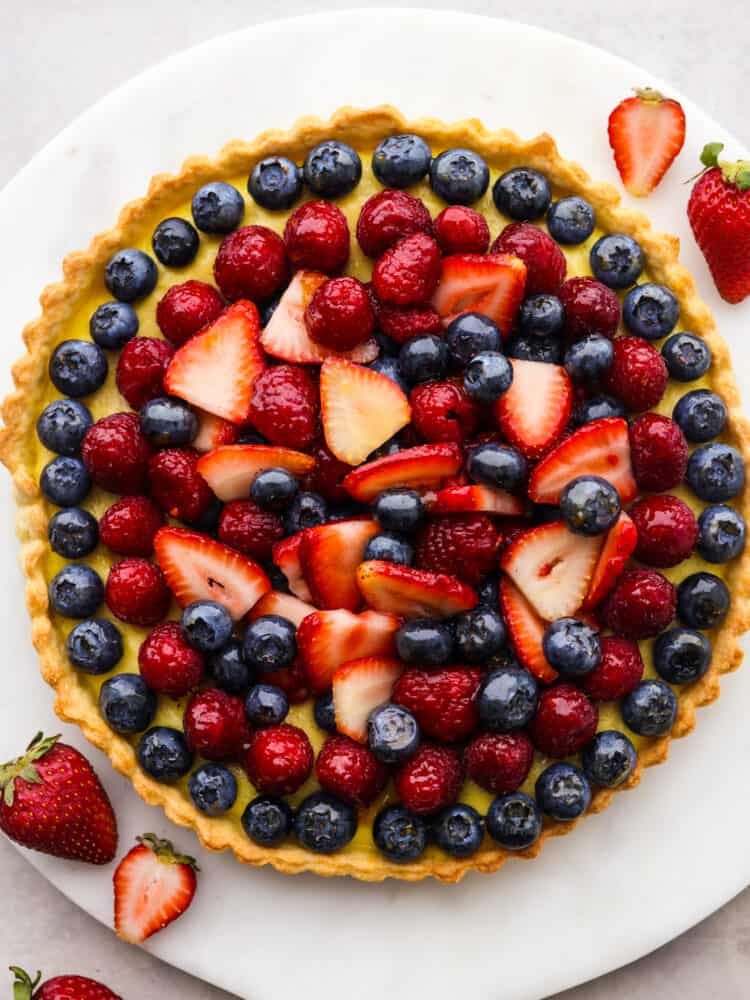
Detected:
[{"left": 2, "top": 105, "right": 750, "bottom": 882}]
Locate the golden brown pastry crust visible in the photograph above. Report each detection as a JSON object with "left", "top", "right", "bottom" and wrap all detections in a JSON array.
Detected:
[{"left": 2, "top": 105, "right": 749, "bottom": 883}]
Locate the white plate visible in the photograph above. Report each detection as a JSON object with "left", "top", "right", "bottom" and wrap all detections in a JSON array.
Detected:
[{"left": 1, "top": 10, "right": 749, "bottom": 1000}]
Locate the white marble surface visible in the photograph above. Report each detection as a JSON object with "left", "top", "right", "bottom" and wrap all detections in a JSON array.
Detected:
[{"left": 1, "top": 2, "right": 748, "bottom": 998}]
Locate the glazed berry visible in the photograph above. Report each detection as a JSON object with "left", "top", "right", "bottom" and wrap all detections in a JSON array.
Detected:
[
  {"left": 372, "top": 133, "right": 432, "bottom": 188},
  {"left": 602, "top": 336, "right": 668, "bottom": 411},
  {"left": 564, "top": 335, "right": 614, "bottom": 381},
  {"left": 465, "top": 732, "right": 533, "bottom": 794},
  {"left": 243, "top": 614, "right": 297, "bottom": 673},
  {"left": 507, "top": 333, "right": 563, "bottom": 364},
  {"left": 630, "top": 494, "right": 697, "bottom": 568},
  {"left": 367, "top": 703, "right": 420, "bottom": 764},
  {"left": 364, "top": 531, "right": 414, "bottom": 566},
  {"left": 115, "top": 336, "right": 174, "bottom": 410},
  {"left": 579, "top": 636, "right": 644, "bottom": 701},
  {"left": 48, "top": 564, "right": 103, "bottom": 618},
  {"left": 673, "top": 389, "right": 728, "bottom": 444},
  {"left": 433, "top": 205, "right": 490, "bottom": 255},
  {"left": 560, "top": 475, "right": 621, "bottom": 536},
  {"left": 248, "top": 155, "right": 303, "bottom": 210},
  {"left": 294, "top": 791, "right": 357, "bottom": 853},
  {"left": 184, "top": 688, "right": 249, "bottom": 760},
  {"left": 250, "top": 468, "right": 299, "bottom": 512},
  {"left": 245, "top": 723, "right": 313, "bottom": 795},
  {"left": 453, "top": 608, "right": 506, "bottom": 662},
  {"left": 546, "top": 196, "right": 596, "bottom": 245},
  {"left": 492, "top": 223, "right": 566, "bottom": 295},
  {"left": 416, "top": 513, "right": 499, "bottom": 586},
  {"left": 191, "top": 181, "right": 245, "bottom": 234},
  {"left": 305, "top": 275, "right": 374, "bottom": 351},
  {"left": 654, "top": 628, "right": 711, "bottom": 685},
  {"left": 244, "top": 683, "right": 289, "bottom": 728},
  {"left": 48, "top": 507, "right": 98, "bottom": 558},
  {"left": 581, "top": 730, "right": 637, "bottom": 788},
  {"left": 373, "top": 805, "right": 427, "bottom": 862},
  {"left": 478, "top": 667, "right": 538, "bottom": 732},
  {"left": 559, "top": 277, "right": 621, "bottom": 340},
  {"left": 430, "top": 148, "right": 489, "bottom": 205},
  {"left": 467, "top": 442, "right": 527, "bottom": 491},
  {"left": 535, "top": 762, "right": 591, "bottom": 821},
  {"left": 152, "top": 217, "right": 200, "bottom": 268},
  {"left": 67, "top": 618, "right": 123, "bottom": 674},
  {"left": 629, "top": 412, "right": 688, "bottom": 492},
  {"left": 445, "top": 312, "right": 501, "bottom": 365},
  {"left": 37, "top": 398, "right": 93, "bottom": 457},
  {"left": 189, "top": 763, "right": 238, "bottom": 816},
  {"left": 493, "top": 167, "right": 551, "bottom": 221},
  {"left": 697, "top": 504, "right": 746, "bottom": 563},
  {"left": 284, "top": 491, "right": 328, "bottom": 534},
  {"left": 214, "top": 225, "right": 288, "bottom": 301},
  {"left": 677, "top": 572, "right": 730, "bottom": 629},
  {"left": 395, "top": 618, "right": 454, "bottom": 666},
  {"left": 155, "top": 280, "right": 224, "bottom": 347},
  {"left": 315, "top": 734, "right": 388, "bottom": 807},
  {"left": 137, "top": 727, "right": 194, "bottom": 783},
  {"left": 590, "top": 234, "right": 644, "bottom": 289},
  {"left": 575, "top": 394, "right": 626, "bottom": 426},
  {"left": 149, "top": 447, "right": 213, "bottom": 523},
  {"left": 40, "top": 456, "right": 91, "bottom": 507},
  {"left": 105, "top": 248, "right": 158, "bottom": 302},
  {"left": 372, "top": 490, "right": 424, "bottom": 536},
  {"left": 249, "top": 364, "right": 318, "bottom": 450},
  {"left": 209, "top": 639, "right": 253, "bottom": 695},
  {"left": 662, "top": 332, "right": 711, "bottom": 382},
  {"left": 218, "top": 498, "right": 284, "bottom": 559},
  {"left": 105, "top": 557, "right": 170, "bottom": 627},
  {"left": 486, "top": 792, "right": 542, "bottom": 850},
  {"left": 181, "top": 600, "right": 234, "bottom": 653},
  {"left": 284, "top": 200, "right": 350, "bottom": 273},
  {"left": 242, "top": 795, "right": 293, "bottom": 846},
  {"left": 395, "top": 745, "right": 463, "bottom": 816},
  {"left": 303, "top": 140, "right": 362, "bottom": 198},
  {"left": 49, "top": 340, "right": 108, "bottom": 398},
  {"left": 518, "top": 293, "right": 565, "bottom": 337},
  {"left": 529, "top": 684, "right": 598, "bottom": 758},
  {"left": 543, "top": 619, "right": 601, "bottom": 677},
  {"left": 399, "top": 334, "right": 448, "bottom": 384},
  {"left": 687, "top": 442, "right": 745, "bottom": 501},
  {"left": 464, "top": 352, "right": 514, "bottom": 405},
  {"left": 621, "top": 679, "right": 678, "bottom": 737},
  {"left": 433, "top": 803, "right": 484, "bottom": 858},
  {"left": 410, "top": 380, "right": 479, "bottom": 443},
  {"left": 313, "top": 690, "right": 337, "bottom": 733},
  {"left": 140, "top": 396, "right": 197, "bottom": 447},
  {"left": 623, "top": 283, "right": 679, "bottom": 339},
  {"left": 377, "top": 301, "right": 443, "bottom": 345},
  {"left": 356, "top": 189, "right": 432, "bottom": 258},
  {"left": 600, "top": 568, "right": 676, "bottom": 639},
  {"left": 393, "top": 666, "right": 481, "bottom": 743},
  {"left": 89, "top": 301, "right": 139, "bottom": 349},
  {"left": 138, "top": 622, "right": 206, "bottom": 696},
  {"left": 99, "top": 673, "right": 156, "bottom": 733},
  {"left": 372, "top": 232, "right": 441, "bottom": 306},
  {"left": 368, "top": 356, "right": 409, "bottom": 394}
]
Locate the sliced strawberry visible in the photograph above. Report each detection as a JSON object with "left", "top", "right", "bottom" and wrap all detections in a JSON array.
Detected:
[
  {"left": 114, "top": 834, "right": 197, "bottom": 945},
  {"left": 500, "top": 521, "right": 602, "bottom": 621},
  {"left": 425, "top": 484, "right": 525, "bottom": 516},
  {"left": 297, "top": 609, "right": 401, "bottom": 693},
  {"left": 271, "top": 533, "right": 314, "bottom": 603},
  {"left": 192, "top": 410, "right": 238, "bottom": 454},
  {"left": 342, "top": 443, "right": 463, "bottom": 502},
  {"left": 196, "top": 445, "right": 315, "bottom": 502},
  {"left": 154, "top": 526, "right": 270, "bottom": 619},
  {"left": 431, "top": 253, "right": 527, "bottom": 336},
  {"left": 261, "top": 270, "right": 379, "bottom": 364},
  {"left": 495, "top": 359, "right": 572, "bottom": 459},
  {"left": 608, "top": 88, "right": 686, "bottom": 197},
  {"left": 164, "top": 300, "right": 265, "bottom": 423},
  {"left": 357, "top": 560, "right": 477, "bottom": 618},
  {"left": 332, "top": 656, "right": 404, "bottom": 743},
  {"left": 320, "top": 357, "right": 411, "bottom": 465},
  {"left": 582, "top": 512, "right": 638, "bottom": 610},
  {"left": 528, "top": 418, "right": 637, "bottom": 505},
  {"left": 299, "top": 519, "right": 379, "bottom": 610},
  {"left": 248, "top": 590, "right": 316, "bottom": 627},
  {"left": 499, "top": 577, "right": 558, "bottom": 684}
]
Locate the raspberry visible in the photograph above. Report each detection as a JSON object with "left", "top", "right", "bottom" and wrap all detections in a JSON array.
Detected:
[
  {"left": 559, "top": 277, "right": 621, "bottom": 340},
  {"left": 115, "top": 337, "right": 174, "bottom": 410},
  {"left": 415, "top": 514, "right": 499, "bottom": 586},
  {"left": 184, "top": 688, "right": 250, "bottom": 761},
  {"left": 156, "top": 280, "right": 224, "bottom": 346},
  {"left": 304, "top": 276, "right": 375, "bottom": 351},
  {"left": 464, "top": 732, "right": 534, "bottom": 794},
  {"left": 138, "top": 622, "right": 205, "bottom": 697},
  {"left": 376, "top": 302, "right": 443, "bottom": 345},
  {"left": 302, "top": 438, "right": 353, "bottom": 502},
  {"left": 630, "top": 494, "right": 698, "bottom": 568},
  {"left": 600, "top": 568, "right": 677, "bottom": 639},
  {"left": 105, "top": 557, "right": 171, "bottom": 626},
  {"left": 433, "top": 206, "right": 490, "bottom": 255},
  {"left": 315, "top": 734, "right": 388, "bottom": 806},
  {"left": 271, "top": 660, "right": 311, "bottom": 705},
  {"left": 149, "top": 448, "right": 214, "bottom": 523},
  {"left": 392, "top": 666, "right": 481, "bottom": 742},
  {"left": 629, "top": 413, "right": 688, "bottom": 491},
  {"left": 249, "top": 365, "right": 319, "bottom": 449},
  {"left": 410, "top": 380, "right": 480, "bottom": 444},
  {"left": 82, "top": 412, "right": 153, "bottom": 494},
  {"left": 579, "top": 636, "right": 644, "bottom": 701},
  {"left": 395, "top": 745, "right": 463, "bottom": 816},
  {"left": 356, "top": 189, "right": 433, "bottom": 258},
  {"left": 492, "top": 222, "right": 566, "bottom": 295},
  {"left": 213, "top": 225, "right": 289, "bottom": 301},
  {"left": 99, "top": 495, "right": 163, "bottom": 556},
  {"left": 218, "top": 499, "right": 284, "bottom": 559},
  {"left": 602, "top": 336, "right": 668, "bottom": 412},
  {"left": 372, "top": 232, "right": 442, "bottom": 306},
  {"left": 245, "top": 723, "right": 314, "bottom": 795},
  {"left": 528, "top": 684, "right": 599, "bottom": 758},
  {"left": 284, "top": 200, "right": 350, "bottom": 273}
]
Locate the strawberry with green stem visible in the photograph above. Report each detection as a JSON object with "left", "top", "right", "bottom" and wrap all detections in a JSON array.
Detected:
[{"left": 9, "top": 967, "right": 121, "bottom": 1000}]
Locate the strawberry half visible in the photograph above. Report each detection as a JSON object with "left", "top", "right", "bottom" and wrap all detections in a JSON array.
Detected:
[
  {"left": 248, "top": 590, "right": 316, "bottom": 627},
  {"left": 342, "top": 443, "right": 463, "bottom": 502},
  {"left": 320, "top": 357, "right": 412, "bottom": 465},
  {"left": 431, "top": 253, "right": 527, "bottom": 336},
  {"left": 196, "top": 444, "right": 315, "bottom": 502},
  {"left": 495, "top": 359, "right": 572, "bottom": 459},
  {"left": 154, "top": 526, "right": 270, "bottom": 619},
  {"left": 528, "top": 417, "right": 637, "bottom": 505},
  {"left": 299, "top": 518, "right": 379, "bottom": 610},
  {"left": 499, "top": 577, "right": 558, "bottom": 684},
  {"left": 114, "top": 834, "right": 197, "bottom": 945},
  {"left": 357, "top": 560, "right": 478, "bottom": 618},
  {"left": 608, "top": 87, "right": 686, "bottom": 197},
  {"left": 164, "top": 300, "right": 265, "bottom": 422},
  {"left": 271, "top": 533, "right": 314, "bottom": 602},
  {"left": 332, "top": 656, "right": 404, "bottom": 743},
  {"left": 192, "top": 410, "right": 238, "bottom": 453},
  {"left": 297, "top": 609, "right": 401, "bottom": 692},
  {"left": 425, "top": 483, "right": 525, "bottom": 516},
  {"left": 582, "top": 511, "right": 638, "bottom": 610}
]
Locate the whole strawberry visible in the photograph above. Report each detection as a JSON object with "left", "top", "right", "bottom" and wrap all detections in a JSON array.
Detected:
[
  {"left": 10, "top": 967, "right": 122, "bottom": 1000},
  {"left": 0, "top": 734, "right": 117, "bottom": 864},
  {"left": 688, "top": 143, "right": 750, "bottom": 303}
]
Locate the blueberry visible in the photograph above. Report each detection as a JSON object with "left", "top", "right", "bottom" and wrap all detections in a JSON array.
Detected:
[
  {"left": 687, "top": 442, "right": 745, "bottom": 501},
  {"left": 373, "top": 805, "right": 427, "bottom": 862},
  {"left": 137, "top": 726, "right": 194, "bottom": 782},
  {"left": 48, "top": 564, "right": 103, "bottom": 618},
  {"left": 543, "top": 618, "right": 601, "bottom": 677},
  {"left": 535, "top": 763, "right": 592, "bottom": 821},
  {"left": 477, "top": 572, "right": 500, "bottom": 608},
  {"left": 243, "top": 614, "right": 297, "bottom": 672},
  {"left": 188, "top": 763, "right": 238, "bottom": 816},
  {"left": 152, "top": 217, "right": 199, "bottom": 268},
  {"left": 140, "top": 396, "right": 197, "bottom": 447},
  {"left": 364, "top": 531, "right": 414, "bottom": 566},
  {"left": 372, "top": 134, "right": 432, "bottom": 188},
  {"left": 546, "top": 196, "right": 595, "bottom": 245},
  {"left": 396, "top": 618, "right": 453, "bottom": 666},
  {"left": 48, "top": 507, "right": 98, "bottom": 558},
  {"left": 36, "top": 399, "right": 93, "bottom": 457},
  {"left": 99, "top": 674, "right": 156, "bottom": 734},
  {"left": 589, "top": 234, "right": 644, "bottom": 289},
  {"left": 40, "top": 456, "right": 91, "bottom": 507},
  {"left": 368, "top": 703, "right": 420, "bottom": 764},
  {"left": 179, "top": 600, "right": 233, "bottom": 653},
  {"left": 294, "top": 791, "right": 357, "bottom": 853},
  {"left": 575, "top": 394, "right": 626, "bottom": 425},
  {"left": 191, "top": 181, "right": 245, "bottom": 234},
  {"left": 453, "top": 608, "right": 506, "bottom": 663},
  {"left": 374, "top": 328, "right": 400, "bottom": 357},
  {"left": 104, "top": 248, "right": 158, "bottom": 302},
  {"left": 430, "top": 148, "right": 489, "bottom": 205},
  {"left": 564, "top": 335, "right": 614, "bottom": 381},
  {"left": 189, "top": 497, "right": 223, "bottom": 535},
  {"left": 621, "top": 679, "right": 677, "bottom": 737},
  {"left": 432, "top": 804, "right": 483, "bottom": 858},
  {"left": 622, "top": 283, "right": 679, "bottom": 340},
  {"left": 284, "top": 492, "right": 328, "bottom": 534},
  {"left": 368, "top": 356, "right": 409, "bottom": 394},
  {"left": 67, "top": 619, "right": 123, "bottom": 674},
  {"left": 581, "top": 730, "right": 637, "bottom": 788},
  {"left": 493, "top": 167, "right": 551, "bottom": 221},
  {"left": 662, "top": 333, "right": 711, "bottom": 382},
  {"left": 89, "top": 301, "right": 139, "bottom": 349},
  {"left": 209, "top": 639, "right": 253, "bottom": 694},
  {"left": 559, "top": 475, "right": 621, "bottom": 536},
  {"left": 314, "top": 690, "right": 338, "bottom": 734},
  {"left": 303, "top": 140, "right": 362, "bottom": 198},
  {"left": 242, "top": 795, "right": 293, "bottom": 846},
  {"left": 244, "top": 682, "right": 290, "bottom": 727},
  {"left": 373, "top": 489, "right": 425, "bottom": 533},
  {"left": 677, "top": 572, "right": 730, "bottom": 629},
  {"left": 673, "top": 390, "right": 727, "bottom": 443},
  {"left": 463, "top": 352, "right": 514, "bottom": 404},
  {"left": 468, "top": 443, "right": 527, "bottom": 491},
  {"left": 248, "top": 156, "right": 303, "bottom": 210},
  {"left": 250, "top": 467, "right": 298, "bottom": 511},
  {"left": 507, "top": 333, "right": 563, "bottom": 364},
  {"left": 697, "top": 504, "right": 746, "bottom": 563},
  {"left": 518, "top": 294, "right": 565, "bottom": 337},
  {"left": 486, "top": 792, "right": 542, "bottom": 849},
  {"left": 399, "top": 334, "right": 448, "bottom": 384},
  {"left": 654, "top": 627, "right": 711, "bottom": 685},
  {"left": 478, "top": 666, "right": 538, "bottom": 731},
  {"left": 445, "top": 312, "right": 502, "bottom": 366},
  {"left": 49, "top": 340, "right": 108, "bottom": 397}
]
